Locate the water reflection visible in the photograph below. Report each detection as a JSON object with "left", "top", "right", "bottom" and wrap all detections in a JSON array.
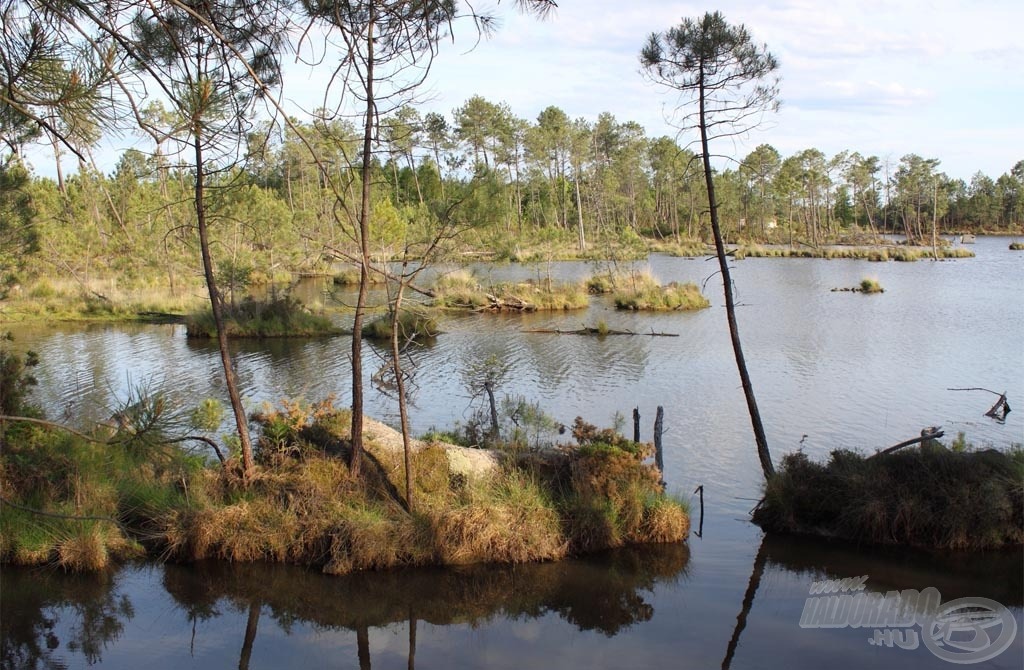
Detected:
[
  {"left": 162, "top": 542, "right": 690, "bottom": 637},
  {"left": 719, "top": 533, "right": 1024, "bottom": 669},
  {"left": 0, "top": 545, "right": 688, "bottom": 669},
  {"left": 0, "top": 569, "right": 134, "bottom": 670},
  {"left": 760, "top": 533, "right": 1023, "bottom": 606}
]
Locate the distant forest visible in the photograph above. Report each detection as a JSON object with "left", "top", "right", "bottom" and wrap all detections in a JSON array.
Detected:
[{"left": 3, "top": 94, "right": 1022, "bottom": 293}]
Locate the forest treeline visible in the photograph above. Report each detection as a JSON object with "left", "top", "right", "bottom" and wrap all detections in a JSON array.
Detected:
[{"left": 3, "top": 94, "right": 1022, "bottom": 296}]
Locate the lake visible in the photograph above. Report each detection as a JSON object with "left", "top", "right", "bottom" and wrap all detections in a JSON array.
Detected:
[{"left": 3, "top": 236, "right": 1023, "bottom": 668}]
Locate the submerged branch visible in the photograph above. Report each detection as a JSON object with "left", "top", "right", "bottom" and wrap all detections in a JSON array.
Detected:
[
  {"left": 870, "top": 427, "right": 945, "bottom": 458},
  {"left": 523, "top": 326, "right": 679, "bottom": 337}
]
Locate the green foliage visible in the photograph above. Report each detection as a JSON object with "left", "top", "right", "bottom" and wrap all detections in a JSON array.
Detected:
[
  {"left": 189, "top": 399, "right": 225, "bottom": 432},
  {"left": 0, "top": 159, "right": 38, "bottom": 293},
  {"left": 0, "top": 336, "right": 39, "bottom": 417}
]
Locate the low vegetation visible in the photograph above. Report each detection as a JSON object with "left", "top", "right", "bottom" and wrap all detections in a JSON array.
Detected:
[
  {"left": 431, "top": 271, "right": 589, "bottom": 312},
  {"left": 361, "top": 309, "right": 439, "bottom": 340},
  {"left": 733, "top": 245, "right": 975, "bottom": 261},
  {"left": 1, "top": 351, "right": 688, "bottom": 572},
  {"left": 833, "top": 278, "right": 884, "bottom": 294},
  {"left": 1, "top": 278, "right": 204, "bottom": 322},
  {"left": 753, "top": 439, "right": 1024, "bottom": 550},
  {"left": 1010, "top": 242, "right": 1024, "bottom": 250},
  {"left": 333, "top": 269, "right": 385, "bottom": 286},
  {"left": 185, "top": 297, "right": 340, "bottom": 338},
  {"left": 858, "top": 278, "right": 884, "bottom": 293},
  {"left": 610, "top": 273, "right": 709, "bottom": 311}
]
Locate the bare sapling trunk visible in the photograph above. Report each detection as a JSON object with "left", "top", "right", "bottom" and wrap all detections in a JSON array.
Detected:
[
  {"left": 194, "top": 129, "right": 255, "bottom": 482},
  {"left": 349, "top": 11, "right": 375, "bottom": 479},
  {"left": 389, "top": 274, "right": 413, "bottom": 512}
]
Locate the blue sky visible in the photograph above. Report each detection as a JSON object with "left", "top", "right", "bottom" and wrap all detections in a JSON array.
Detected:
[
  {"left": 30, "top": 0, "right": 1022, "bottom": 183},
  {"left": 371, "top": 0, "right": 1023, "bottom": 182}
]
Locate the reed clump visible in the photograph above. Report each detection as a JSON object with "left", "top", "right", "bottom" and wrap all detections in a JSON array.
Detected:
[
  {"left": 185, "top": 296, "right": 340, "bottom": 338},
  {"left": 859, "top": 278, "right": 884, "bottom": 293},
  {"left": 361, "top": 309, "right": 439, "bottom": 341},
  {"left": 611, "top": 272, "right": 709, "bottom": 311},
  {"left": 752, "top": 441, "right": 1024, "bottom": 550},
  {"left": 431, "top": 272, "right": 588, "bottom": 312},
  {"left": 732, "top": 245, "right": 975, "bottom": 261}
]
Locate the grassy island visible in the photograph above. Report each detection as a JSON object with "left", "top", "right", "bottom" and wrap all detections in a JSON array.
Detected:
[
  {"left": 753, "top": 438, "right": 1024, "bottom": 551},
  {"left": 0, "top": 383, "right": 688, "bottom": 573},
  {"left": 185, "top": 297, "right": 340, "bottom": 338},
  {"left": 431, "top": 272, "right": 589, "bottom": 312},
  {"left": 609, "top": 274, "right": 709, "bottom": 311},
  {"left": 733, "top": 245, "right": 975, "bottom": 261}
]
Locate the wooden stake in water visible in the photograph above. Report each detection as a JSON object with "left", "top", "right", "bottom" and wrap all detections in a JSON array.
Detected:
[
  {"left": 654, "top": 406, "right": 665, "bottom": 482},
  {"left": 633, "top": 407, "right": 641, "bottom": 443}
]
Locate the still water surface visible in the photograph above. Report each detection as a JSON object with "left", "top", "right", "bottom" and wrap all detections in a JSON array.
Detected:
[{"left": 3, "top": 237, "right": 1023, "bottom": 668}]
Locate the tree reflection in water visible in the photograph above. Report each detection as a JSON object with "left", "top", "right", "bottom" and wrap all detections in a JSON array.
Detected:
[
  {"left": 160, "top": 542, "right": 690, "bottom": 668},
  {"left": 1, "top": 544, "right": 688, "bottom": 669},
  {"left": 719, "top": 533, "right": 1023, "bottom": 669},
  {"left": 0, "top": 568, "right": 134, "bottom": 670}
]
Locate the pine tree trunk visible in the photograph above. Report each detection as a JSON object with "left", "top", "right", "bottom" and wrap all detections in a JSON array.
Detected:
[
  {"left": 349, "top": 11, "right": 375, "bottom": 479},
  {"left": 698, "top": 70, "right": 774, "bottom": 480},
  {"left": 194, "top": 129, "right": 255, "bottom": 481}
]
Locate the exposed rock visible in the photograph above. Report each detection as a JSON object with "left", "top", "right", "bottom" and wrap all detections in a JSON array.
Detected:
[{"left": 363, "top": 417, "right": 503, "bottom": 479}]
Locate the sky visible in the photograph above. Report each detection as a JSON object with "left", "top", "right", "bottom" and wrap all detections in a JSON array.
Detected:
[{"left": 29, "top": 0, "right": 1023, "bottom": 183}]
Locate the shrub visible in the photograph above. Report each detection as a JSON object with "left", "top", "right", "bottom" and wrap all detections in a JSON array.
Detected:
[{"left": 753, "top": 444, "right": 1024, "bottom": 550}]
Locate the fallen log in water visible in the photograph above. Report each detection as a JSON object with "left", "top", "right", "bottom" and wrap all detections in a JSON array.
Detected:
[
  {"left": 478, "top": 293, "right": 535, "bottom": 312},
  {"left": 523, "top": 325, "right": 679, "bottom": 337}
]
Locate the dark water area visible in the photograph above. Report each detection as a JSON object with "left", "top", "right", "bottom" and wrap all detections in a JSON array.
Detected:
[{"left": 3, "top": 236, "right": 1023, "bottom": 668}]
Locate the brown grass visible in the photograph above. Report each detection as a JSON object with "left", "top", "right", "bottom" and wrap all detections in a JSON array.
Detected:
[{"left": 4, "top": 404, "right": 689, "bottom": 574}]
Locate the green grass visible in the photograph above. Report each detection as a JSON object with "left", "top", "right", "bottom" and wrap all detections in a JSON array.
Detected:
[
  {"left": 2, "top": 277, "right": 204, "bottom": 323},
  {"left": 432, "top": 272, "right": 589, "bottom": 311},
  {"left": 333, "top": 269, "right": 385, "bottom": 285},
  {"left": 611, "top": 273, "right": 709, "bottom": 311},
  {"left": 733, "top": 245, "right": 976, "bottom": 261},
  {"left": 185, "top": 297, "right": 340, "bottom": 338},
  {"left": 858, "top": 278, "right": 884, "bottom": 293},
  {"left": 361, "top": 309, "right": 439, "bottom": 340}
]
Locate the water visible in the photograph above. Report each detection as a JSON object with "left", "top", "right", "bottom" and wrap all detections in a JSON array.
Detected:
[{"left": 3, "top": 236, "right": 1023, "bottom": 668}]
